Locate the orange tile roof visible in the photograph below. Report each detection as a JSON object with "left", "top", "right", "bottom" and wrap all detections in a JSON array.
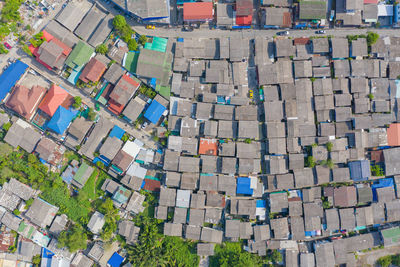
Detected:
[
  {"left": 294, "top": 37, "right": 310, "bottom": 45},
  {"left": 79, "top": 58, "right": 107, "bottom": 84},
  {"left": 183, "top": 2, "right": 214, "bottom": 21},
  {"left": 198, "top": 138, "right": 218, "bottom": 156},
  {"left": 236, "top": 14, "right": 252, "bottom": 26},
  {"left": 6, "top": 84, "right": 46, "bottom": 120},
  {"left": 39, "top": 84, "right": 69, "bottom": 117},
  {"left": 387, "top": 123, "right": 400, "bottom": 146}
]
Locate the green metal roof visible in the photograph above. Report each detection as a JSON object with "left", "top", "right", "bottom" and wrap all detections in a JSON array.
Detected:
[
  {"left": 144, "top": 37, "right": 168, "bottom": 53},
  {"left": 123, "top": 51, "right": 139, "bottom": 74},
  {"left": 155, "top": 84, "right": 170, "bottom": 99},
  {"left": 382, "top": 227, "right": 400, "bottom": 243},
  {"left": 299, "top": 1, "right": 327, "bottom": 20},
  {"left": 65, "top": 41, "right": 95, "bottom": 70},
  {"left": 73, "top": 162, "right": 92, "bottom": 185},
  {"left": 112, "top": 186, "right": 130, "bottom": 204}
]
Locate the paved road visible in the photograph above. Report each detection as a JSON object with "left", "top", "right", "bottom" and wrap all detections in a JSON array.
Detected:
[
  {"left": 132, "top": 26, "right": 400, "bottom": 39},
  {"left": 17, "top": 51, "right": 157, "bottom": 150}
]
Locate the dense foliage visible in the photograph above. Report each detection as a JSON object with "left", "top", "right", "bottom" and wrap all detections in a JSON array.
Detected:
[
  {"left": 112, "top": 15, "right": 137, "bottom": 49},
  {"left": 57, "top": 225, "right": 87, "bottom": 252},
  {"left": 95, "top": 44, "right": 108, "bottom": 55},
  {"left": 72, "top": 96, "right": 82, "bottom": 109},
  {"left": 377, "top": 253, "right": 400, "bottom": 267}
]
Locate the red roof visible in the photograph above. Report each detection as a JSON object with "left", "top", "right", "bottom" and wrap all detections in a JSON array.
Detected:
[
  {"left": 387, "top": 123, "right": 400, "bottom": 146},
  {"left": 143, "top": 179, "right": 161, "bottom": 192},
  {"left": 183, "top": 2, "right": 214, "bottom": 21},
  {"left": 198, "top": 138, "right": 218, "bottom": 156},
  {"left": 364, "top": 0, "right": 378, "bottom": 3},
  {"left": 79, "top": 58, "right": 107, "bottom": 83},
  {"left": 236, "top": 0, "right": 253, "bottom": 16},
  {"left": 108, "top": 74, "right": 140, "bottom": 115},
  {"left": 39, "top": 84, "right": 69, "bottom": 117},
  {"left": 236, "top": 14, "right": 252, "bottom": 26},
  {"left": 108, "top": 98, "right": 125, "bottom": 115},
  {"left": 6, "top": 84, "right": 46, "bottom": 120},
  {"left": 294, "top": 37, "right": 310, "bottom": 45}
]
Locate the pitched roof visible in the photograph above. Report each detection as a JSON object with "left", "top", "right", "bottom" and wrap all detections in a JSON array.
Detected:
[
  {"left": 108, "top": 74, "right": 140, "bottom": 115},
  {"left": 6, "top": 85, "right": 46, "bottom": 120},
  {"left": 65, "top": 40, "right": 95, "bottom": 70},
  {"left": 39, "top": 84, "right": 69, "bottom": 117},
  {"left": 25, "top": 198, "right": 59, "bottom": 228},
  {"left": 183, "top": 2, "right": 214, "bottom": 21},
  {"left": 0, "top": 61, "right": 29, "bottom": 101},
  {"left": 79, "top": 57, "right": 107, "bottom": 83},
  {"left": 47, "top": 106, "right": 77, "bottom": 135}
]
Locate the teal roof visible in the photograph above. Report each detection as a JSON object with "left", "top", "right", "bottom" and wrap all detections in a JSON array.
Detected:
[{"left": 144, "top": 37, "right": 168, "bottom": 52}]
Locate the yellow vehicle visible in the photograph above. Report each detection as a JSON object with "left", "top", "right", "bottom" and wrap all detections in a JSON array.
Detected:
[
  {"left": 249, "top": 90, "right": 253, "bottom": 99},
  {"left": 146, "top": 25, "right": 155, "bottom": 29}
]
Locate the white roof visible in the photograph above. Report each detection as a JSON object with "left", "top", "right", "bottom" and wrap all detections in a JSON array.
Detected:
[
  {"left": 122, "top": 140, "right": 143, "bottom": 158},
  {"left": 176, "top": 189, "right": 191, "bottom": 208},
  {"left": 377, "top": 4, "right": 393, "bottom": 16},
  {"left": 126, "top": 162, "right": 147, "bottom": 179},
  {"left": 16, "top": 118, "right": 31, "bottom": 129}
]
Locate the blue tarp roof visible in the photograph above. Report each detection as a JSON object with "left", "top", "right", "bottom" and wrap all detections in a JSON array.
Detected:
[
  {"left": 348, "top": 160, "right": 371, "bottom": 181},
  {"left": 108, "top": 252, "right": 124, "bottom": 267},
  {"left": 256, "top": 200, "right": 266, "bottom": 208},
  {"left": 236, "top": 177, "right": 253, "bottom": 195},
  {"left": 0, "top": 60, "right": 28, "bottom": 101},
  {"left": 144, "top": 100, "right": 166, "bottom": 124},
  {"left": 372, "top": 178, "right": 394, "bottom": 201},
  {"left": 109, "top": 125, "right": 125, "bottom": 139},
  {"left": 47, "top": 106, "right": 77, "bottom": 134}
]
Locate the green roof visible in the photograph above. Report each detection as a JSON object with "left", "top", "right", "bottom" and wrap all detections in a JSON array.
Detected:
[
  {"left": 144, "top": 37, "right": 168, "bottom": 53},
  {"left": 73, "top": 162, "right": 93, "bottom": 186},
  {"left": 123, "top": 51, "right": 139, "bottom": 74},
  {"left": 112, "top": 186, "right": 130, "bottom": 204},
  {"left": 299, "top": 1, "right": 327, "bottom": 20},
  {"left": 65, "top": 41, "right": 95, "bottom": 70},
  {"left": 382, "top": 227, "right": 400, "bottom": 243},
  {"left": 155, "top": 84, "right": 170, "bottom": 99}
]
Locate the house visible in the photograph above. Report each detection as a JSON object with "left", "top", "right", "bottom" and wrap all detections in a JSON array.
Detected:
[
  {"left": 87, "top": 242, "right": 104, "bottom": 262},
  {"left": 216, "top": 3, "right": 234, "bottom": 28},
  {"left": 65, "top": 40, "right": 95, "bottom": 71},
  {"left": 164, "top": 223, "right": 182, "bottom": 237},
  {"left": 108, "top": 74, "right": 140, "bottom": 115},
  {"left": 65, "top": 117, "right": 93, "bottom": 147},
  {"left": 159, "top": 187, "right": 176, "bottom": 207},
  {"left": 197, "top": 243, "right": 215, "bottom": 256},
  {"left": 114, "top": 0, "right": 169, "bottom": 22},
  {"left": 25, "top": 198, "right": 59, "bottom": 228},
  {"left": 200, "top": 227, "right": 223, "bottom": 243},
  {"left": 80, "top": 117, "right": 113, "bottom": 160},
  {"left": 299, "top": 1, "right": 327, "bottom": 20},
  {"left": 383, "top": 147, "right": 400, "bottom": 176},
  {"left": 87, "top": 211, "right": 105, "bottom": 234},
  {"left": 381, "top": 226, "right": 400, "bottom": 247},
  {"left": 3, "top": 119, "right": 41, "bottom": 153},
  {"left": 44, "top": 20, "right": 79, "bottom": 48},
  {"left": 387, "top": 123, "right": 400, "bottom": 146},
  {"left": 123, "top": 96, "right": 147, "bottom": 123},
  {"left": 33, "top": 33, "right": 72, "bottom": 72},
  {"left": 331, "top": 38, "right": 349, "bottom": 59},
  {"left": 71, "top": 162, "right": 94, "bottom": 189},
  {"left": 103, "top": 63, "right": 126, "bottom": 85},
  {"left": 269, "top": 192, "right": 288, "bottom": 213},
  {"left": 79, "top": 57, "right": 107, "bottom": 84},
  {"left": 334, "top": 186, "right": 357, "bottom": 207},
  {"left": 47, "top": 106, "right": 77, "bottom": 135},
  {"left": 99, "top": 137, "right": 123, "bottom": 162},
  {"left": 135, "top": 48, "right": 172, "bottom": 86},
  {"left": 1, "top": 212, "right": 22, "bottom": 231},
  {"left": 144, "top": 98, "right": 167, "bottom": 124},
  {"left": 236, "top": 0, "right": 253, "bottom": 26},
  {"left": 88, "top": 14, "right": 113, "bottom": 47},
  {"left": 55, "top": 2, "right": 90, "bottom": 31},
  {"left": 270, "top": 217, "right": 289, "bottom": 239},
  {"left": 71, "top": 253, "right": 94, "bottom": 267},
  {"left": 0, "top": 61, "right": 28, "bottom": 102},
  {"left": 263, "top": 7, "right": 292, "bottom": 28},
  {"left": 183, "top": 2, "right": 214, "bottom": 22},
  {"left": 118, "top": 220, "right": 140, "bottom": 245},
  {"left": 35, "top": 137, "right": 65, "bottom": 165},
  {"left": 348, "top": 160, "right": 370, "bottom": 181},
  {"left": 38, "top": 84, "right": 70, "bottom": 117},
  {"left": 314, "top": 242, "right": 335, "bottom": 267},
  {"left": 339, "top": 208, "right": 356, "bottom": 230},
  {"left": 49, "top": 214, "right": 68, "bottom": 236},
  {"left": 73, "top": 5, "right": 106, "bottom": 41}
]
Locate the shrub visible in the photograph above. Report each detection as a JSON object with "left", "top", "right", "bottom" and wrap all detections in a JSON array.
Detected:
[
  {"left": 138, "top": 35, "right": 147, "bottom": 46},
  {"left": 377, "top": 255, "right": 392, "bottom": 267},
  {"left": 244, "top": 138, "right": 252, "bottom": 144},
  {"left": 72, "top": 96, "right": 82, "bottom": 109},
  {"left": 326, "top": 142, "right": 333, "bottom": 152},
  {"left": 95, "top": 44, "right": 108, "bottom": 55},
  {"left": 3, "top": 122, "right": 11, "bottom": 131},
  {"left": 305, "top": 156, "right": 316, "bottom": 168},
  {"left": 128, "top": 39, "right": 137, "bottom": 51},
  {"left": 367, "top": 31, "right": 379, "bottom": 46}
]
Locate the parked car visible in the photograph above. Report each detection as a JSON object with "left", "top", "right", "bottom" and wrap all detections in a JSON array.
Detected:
[
  {"left": 182, "top": 26, "right": 193, "bottom": 32},
  {"left": 277, "top": 31, "right": 289, "bottom": 36},
  {"left": 4, "top": 42, "right": 11, "bottom": 49},
  {"left": 249, "top": 90, "right": 254, "bottom": 99},
  {"left": 316, "top": 30, "right": 326, "bottom": 34},
  {"left": 146, "top": 25, "right": 155, "bottom": 29}
]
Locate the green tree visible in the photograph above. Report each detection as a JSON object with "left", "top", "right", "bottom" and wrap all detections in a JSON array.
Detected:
[
  {"left": 392, "top": 254, "right": 400, "bottom": 266},
  {"left": 32, "top": 254, "right": 41, "bottom": 266},
  {"left": 57, "top": 225, "right": 87, "bottom": 253},
  {"left": 367, "top": 32, "right": 379, "bottom": 46},
  {"left": 3, "top": 122, "right": 11, "bottom": 131},
  {"left": 0, "top": 44, "right": 9, "bottom": 54},
  {"left": 305, "top": 156, "right": 316, "bottom": 168},
  {"left": 13, "top": 209, "right": 20, "bottom": 215},
  {"left": 128, "top": 39, "right": 138, "bottom": 51},
  {"left": 87, "top": 108, "right": 97, "bottom": 121},
  {"left": 138, "top": 35, "right": 147, "bottom": 46},
  {"left": 210, "top": 242, "right": 263, "bottom": 267},
  {"left": 72, "top": 96, "right": 82, "bottom": 109},
  {"left": 377, "top": 255, "right": 392, "bottom": 267},
  {"left": 95, "top": 44, "right": 108, "bottom": 55},
  {"left": 112, "top": 15, "right": 127, "bottom": 31},
  {"left": 326, "top": 142, "right": 333, "bottom": 152},
  {"left": 271, "top": 250, "right": 282, "bottom": 264},
  {"left": 244, "top": 138, "right": 252, "bottom": 144}
]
